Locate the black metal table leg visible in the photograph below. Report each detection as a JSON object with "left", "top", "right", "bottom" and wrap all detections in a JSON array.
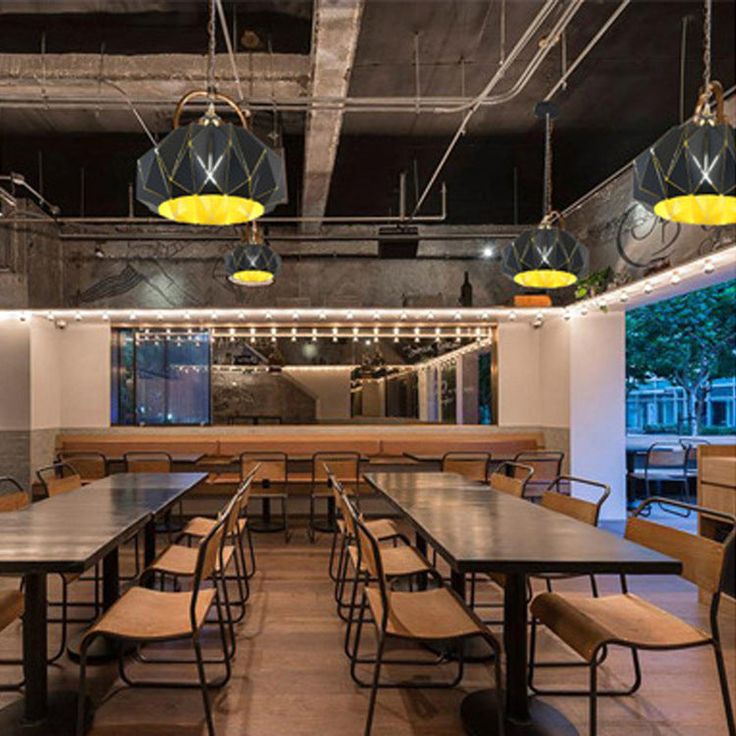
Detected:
[
  {"left": 0, "top": 573, "right": 86, "bottom": 735},
  {"left": 144, "top": 518, "right": 157, "bottom": 568},
  {"left": 23, "top": 572, "right": 47, "bottom": 723},
  {"left": 461, "top": 572, "right": 578, "bottom": 735}
]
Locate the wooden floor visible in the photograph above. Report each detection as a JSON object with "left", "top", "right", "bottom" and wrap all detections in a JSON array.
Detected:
[{"left": 0, "top": 521, "right": 734, "bottom": 736}]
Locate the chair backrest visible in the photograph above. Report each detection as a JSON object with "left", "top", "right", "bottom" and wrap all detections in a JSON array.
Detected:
[
  {"left": 240, "top": 452, "right": 287, "bottom": 484},
  {"left": 124, "top": 451, "right": 173, "bottom": 474},
  {"left": 0, "top": 476, "right": 30, "bottom": 512},
  {"left": 442, "top": 452, "right": 490, "bottom": 482},
  {"left": 353, "top": 514, "right": 390, "bottom": 626},
  {"left": 490, "top": 462, "right": 534, "bottom": 498},
  {"left": 226, "top": 469, "right": 257, "bottom": 535},
  {"left": 313, "top": 452, "right": 361, "bottom": 485},
  {"left": 36, "top": 462, "right": 83, "bottom": 497},
  {"left": 541, "top": 476, "right": 610, "bottom": 526},
  {"left": 646, "top": 443, "right": 686, "bottom": 469},
  {"left": 626, "top": 498, "right": 734, "bottom": 596},
  {"left": 190, "top": 505, "right": 230, "bottom": 630},
  {"left": 332, "top": 476, "right": 358, "bottom": 538},
  {"left": 58, "top": 451, "right": 107, "bottom": 481},
  {"left": 513, "top": 451, "right": 564, "bottom": 484}
]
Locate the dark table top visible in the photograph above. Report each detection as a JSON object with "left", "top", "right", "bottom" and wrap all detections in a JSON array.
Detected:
[
  {"left": 105, "top": 453, "right": 206, "bottom": 464},
  {"left": 0, "top": 472, "right": 206, "bottom": 575},
  {"left": 364, "top": 472, "right": 683, "bottom": 576}
]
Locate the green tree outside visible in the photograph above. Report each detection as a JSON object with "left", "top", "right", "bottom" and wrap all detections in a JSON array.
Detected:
[{"left": 626, "top": 279, "right": 736, "bottom": 435}]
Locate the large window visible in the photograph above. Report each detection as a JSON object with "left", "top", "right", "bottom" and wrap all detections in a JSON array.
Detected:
[
  {"left": 626, "top": 279, "right": 736, "bottom": 436},
  {"left": 112, "top": 329, "right": 210, "bottom": 425}
]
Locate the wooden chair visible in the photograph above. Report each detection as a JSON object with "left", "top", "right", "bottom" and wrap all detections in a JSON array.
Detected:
[
  {"left": 123, "top": 451, "right": 173, "bottom": 474},
  {"left": 626, "top": 442, "right": 691, "bottom": 515},
  {"left": 181, "top": 472, "right": 257, "bottom": 585},
  {"left": 308, "top": 451, "right": 361, "bottom": 542},
  {"left": 77, "top": 499, "right": 233, "bottom": 736},
  {"left": 513, "top": 450, "right": 564, "bottom": 501},
  {"left": 239, "top": 451, "right": 290, "bottom": 542},
  {"left": 0, "top": 477, "right": 26, "bottom": 690},
  {"left": 36, "top": 461, "right": 83, "bottom": 498},
  {"left": 529, "top": 497, "right": 736, "bottom": 736},
  {"left": 489, "top": 461, "right": 534, "bottom": 498},
  {"left": 350, "top": 512, "right": 505, "bottom": 736},
  {"left": 57, "top": 451, "right": 108, "bottom": 483},
  {"left": 441, "top": 452, "right": 491, "bottom": 482},
  {"left": 332, "top": 478, "right": 426, "bottom": 628},
  {"left": 141, "top": 479, "right": 253, "bottom": 661}
]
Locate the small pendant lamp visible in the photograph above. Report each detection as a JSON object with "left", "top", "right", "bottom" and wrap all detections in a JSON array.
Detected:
[
  {"left": 225, "top": 221, "right": 281, "bottom": 287},
  {"left": 633, "top": 0, "right": 735, "bottom": 225},
  {"left": 136, "top": 0, "right": 286, "bottom": 226},
  {"left": 502, "top": 102, "right": 589, "bottom": 289}
]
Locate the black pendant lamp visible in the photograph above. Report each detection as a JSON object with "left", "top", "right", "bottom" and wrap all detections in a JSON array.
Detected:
[
  {"left": 136, "top": 1, "right": 286, "bottom": 226},
  {"left": 225, "top": 222, "right": 281, "bottom": 287},
  {"left": 502, "top": 102, "right": 589, "bottom": 289},
  {"left": 633, "top": 0, "right": 735, "bottom": 225}
]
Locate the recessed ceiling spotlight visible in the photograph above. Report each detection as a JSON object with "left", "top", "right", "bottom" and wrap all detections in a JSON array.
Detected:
[
  {"left": 619, "top": 291, "right": 629, "bottom": 303},
  {"left": 129, "top": 312, "right": 137, "bottom": 321},
  {"left": 508, "top": 311, "right": 517, "bottom": 321},
  {"left": 373, "top": 311, "right": 380, "bottom": 320},
  {"left": 75, "top": 312, "right": 83, "bottom": 321},
  {"left": 238, "top": 311, "right": 246, "bottom": 320},
  {"left": 346, "top": 310, "right": 354, "bottom": 320},
  {"left": 482, "top": 245, "right": 494, "bottom": 258},
  {"left": 184, "top": 311, "right": 191, "bottom": 320},
  {"left": 644, "top": 281, "right": 654, "bottom": 294},
  {"left": 211, "top": 310, "right": 218, "bottom": 320},
  {"left": 319, "top": 311, "right": 326, "bottom": 320},
  {"left": 400, "top": 311, "right": 408, "bottom": 320},
  {"left": 292, "top": 311, "right": 299, "bottom": 320},
  {"left": 670, "top": 271, "right": 681, "bottom": 285},
  {"left": 156, "top": 312, "right": 164, "bottom": 321},
  {"left": 265, "top": 311, "right": 273, "bottom": 320},
  {"left": 46, "top": 311, "right": 55, "bottom": 321},
  {"left": 102, "top": 311, "right": 110, "bottom": 321},
  {"left": 704, "top": 258, "right": 715, "bottom": 274}
]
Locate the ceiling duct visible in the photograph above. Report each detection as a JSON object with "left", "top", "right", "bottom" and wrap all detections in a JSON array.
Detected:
[{"left": 377, "top": 225, "right": 419, "bottom": 259}]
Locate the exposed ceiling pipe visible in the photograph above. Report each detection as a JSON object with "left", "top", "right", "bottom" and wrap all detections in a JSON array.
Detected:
[
  {"left": 57, "top": 230, "right": 520, "bottom": 242},
  {"left": 412, "top": 0, "right": 583, "bottom": 216}
]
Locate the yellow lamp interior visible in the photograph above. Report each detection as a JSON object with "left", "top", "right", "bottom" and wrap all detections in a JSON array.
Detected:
[
  {"left": 229, "top": 269, "right": 274, "bottom": 286},
  {"left": 513, "top": 269, "right": 578, "bottom": 289},
  {"left": 653, "top": 194, "right": 736, "bottom": 226},
  {"left": 158, "top": 194, "right": 265, "bottom": 226}
]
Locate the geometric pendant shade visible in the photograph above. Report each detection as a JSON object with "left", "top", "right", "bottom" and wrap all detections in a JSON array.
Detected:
[
  {"left": 502, "top": 225, "right": 589, "bottom": 289},
  {"left": 502, "top": 101, "right": 589, "bottom": 289},
  {"left": 225, "top": 226, "right": 282, "bottom": 287},
  {"left": 137, "top": 94, "right": 287, "bottom": 226},
  {"left": 633, "top": 118, "right": 736, "bottom": 225}
]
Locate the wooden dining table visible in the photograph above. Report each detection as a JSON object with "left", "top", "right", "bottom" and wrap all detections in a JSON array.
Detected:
[
  {"left": 363, "top": 472, "right": 683, "bottom": 736},
  {"left": 0, "top": 471, "right": 207, "bottom": 735}
]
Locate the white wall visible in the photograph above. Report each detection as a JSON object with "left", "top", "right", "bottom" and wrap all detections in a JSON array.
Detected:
[
  {"left": 0, "top": 319, "right": 31, "bottom": 429},
  {"left": 284, "top": 366, "right": 352, "bottom": 420},
  {"left": 59, "top": 323, "right": 111, "bottom": 428},
  {"left": 30, "top": 318, "right": 62, "bottom": 429},
  {"left": 569, "top": 312, "right": 627, "bottom": 520},
  {"left": 539, "top": 318, "right": 570, "bottom": 428},
  {"left": 497, "top": 322, "right": 542, "bottom": 426}
]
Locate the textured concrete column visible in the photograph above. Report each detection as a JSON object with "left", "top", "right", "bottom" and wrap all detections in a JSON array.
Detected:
[{"left": 301, "top": 0, "right": 365, "bottom": 231}]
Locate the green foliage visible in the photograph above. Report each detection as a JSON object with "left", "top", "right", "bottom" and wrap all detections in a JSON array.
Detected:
[
  {"left": 574, "top": 267, "right": 613, "bottom": 302},
  {"left": 626, "top": 279, "right": 736, "bottom": 433}
]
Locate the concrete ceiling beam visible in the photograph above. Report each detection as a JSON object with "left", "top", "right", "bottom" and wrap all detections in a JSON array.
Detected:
[{"left": 300, "top": 0, "right": 364, "bottom": 232}]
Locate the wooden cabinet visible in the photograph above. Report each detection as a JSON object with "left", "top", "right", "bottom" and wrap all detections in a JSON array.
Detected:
[{"left": 697, "top": 445, "right": 736, "bottom": 603}]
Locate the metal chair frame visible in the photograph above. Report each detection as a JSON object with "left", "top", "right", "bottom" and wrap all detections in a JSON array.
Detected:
[
  {"left": 528, "top": 497, "right": 736, "bottom": 736},
  {"left": 628, "top": 442, "right": 692, "bottom": 517},
  {"left": 239, "top": 451, "right": 290, "bottom": 542},
  {"left": 350, "top": 510, "right": 505, "bottom": 736},
  {"left": 35, "top": 463, "right": 101, "bottom": 662},
  {"left": 308, "top": 451, "right": 361, "bottom": 542},
  {"left": 441, "top": 451, "right": 492, "bottom": 482},
  {"left": 77, "top": 497, "right": 234, "bottom": 736}
]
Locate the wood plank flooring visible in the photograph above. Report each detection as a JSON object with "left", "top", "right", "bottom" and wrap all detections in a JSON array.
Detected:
[{"left": 0, "top": 522, "right": 734, "bottom": 736}]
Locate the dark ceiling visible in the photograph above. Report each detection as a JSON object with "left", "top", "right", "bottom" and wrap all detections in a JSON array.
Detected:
[{"left": 0, "top": 0, "right": 733, "bottom": 224}]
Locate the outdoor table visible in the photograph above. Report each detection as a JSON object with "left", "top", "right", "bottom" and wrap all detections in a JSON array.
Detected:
[
  {"left": 0, "top": 472, "right": 206, "bottom": 735},
  {"left": 363, "top": 472, "right": 682, "bottom": 735}
]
